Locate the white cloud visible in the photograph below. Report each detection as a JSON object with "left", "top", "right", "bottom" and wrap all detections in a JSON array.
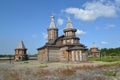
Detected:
[
  {"left": 115, "top": 0, "right": 120, "bottom": 6},
  {"left": 32, "top": 34, "right": 37, "bottom": 38},
  {"left": 95, "top": 26, "right": 100, "bottom": 30},
  {"left": 42, "top": 33, "right": 48, "bottom": 40},
  {"left": 65, "top": 0, "right": 119, "bottom": 21},
  {"left": 101, "top": 41, "right": 108, "bottom": 45},
  {"left": 76, "top": 29, "right": 86, "bottom": 35},
  {"left": 105, "top": 24, "right": 116, "bottom": 29},
  {"left": 57, "top": 18, "right": 64, "bottom": 26}
]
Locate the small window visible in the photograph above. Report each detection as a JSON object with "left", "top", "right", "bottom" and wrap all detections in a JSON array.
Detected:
[
  {"left": 63, "top": 40, "right": 66, "bottom": 44},
  {"left": 67, "top": 40, "right": 70, "bottom": 43},
  {"left": 71, "top": 39, "right": 74, "bottom": 44}
]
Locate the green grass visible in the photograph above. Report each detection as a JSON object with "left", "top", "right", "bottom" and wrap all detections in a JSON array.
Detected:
[
  {"left": 90, "top": 57, "right": 120, "bottom": 62},
  {"left": 104, "top": 71, "right": 117, "bottom": 76},
  {"left": 23, "top": 61, "right": 29, "bottom": 64},
  {"left": 39, "top": 65, "right": 48, "bottom": 68}
]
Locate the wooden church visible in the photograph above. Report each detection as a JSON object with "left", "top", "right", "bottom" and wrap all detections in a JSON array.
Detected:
[{"left": 37, "top": 16, "right": 88, "bottom": 62}]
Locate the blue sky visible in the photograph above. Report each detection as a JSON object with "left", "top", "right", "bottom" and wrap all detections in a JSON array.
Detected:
[{"left": 0, "top": 0, "right": 120, "bottom": 54}]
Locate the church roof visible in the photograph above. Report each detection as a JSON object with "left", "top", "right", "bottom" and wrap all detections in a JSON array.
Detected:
[
  {"left": 68, "top": 46, "right": 87, "bottom": 50},
  {"left": 16, "top": 40, "right": 26, "bottom": 49},
  {"left": 66, "top": 16, "right": 73, "bottom": 29},
  {"left": 49, "top": 16, "right": 56, "bottom": 29}
]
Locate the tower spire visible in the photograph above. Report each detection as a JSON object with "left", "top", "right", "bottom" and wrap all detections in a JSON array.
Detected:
[
  {"left": 48, "top": 16, "right": 58, "bottom": 42},
  {"left": 92, "top": 42, "right": 97, "bottom": 48},
  {"left": 49, "top": 16, "right": 56, "bottom": 29},
  {"left": 66, "top": 16, "right": 73, "bottom": 29},
  {"left": 16, "top": 40, "right": 26, "bottom": 49},
  {"left": 14, "top": 40, "right": 28, "bottom": 61}
]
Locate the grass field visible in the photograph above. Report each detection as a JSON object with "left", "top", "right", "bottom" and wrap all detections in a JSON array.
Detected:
[
  {"left": 90, "top": 57, "right": 120, "bottom": 62},
  {"left": 0, "top": 58, "right": 120, "bottom": 80}
]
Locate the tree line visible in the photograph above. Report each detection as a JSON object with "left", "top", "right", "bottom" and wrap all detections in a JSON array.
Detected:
[
  {"left": 0, "top": 54, "right": 13, "bottom": 58},
  {"left": 100, "top": 47, "right": 120, "bottom": 56},
  {"left": 0, "top": 54, "right": 37, "bottom": 58}
]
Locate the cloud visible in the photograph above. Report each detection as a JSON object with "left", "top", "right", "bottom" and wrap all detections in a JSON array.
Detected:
[
  {"left": 76, "top": 29, "right": 86, "bottom": 35},
  {"left": 105, "top": 24, "right": 116, "bottom": 29},
  {"left": 115, "top": 0, "right": 120, "bottom": 6},
  {"left": 95, "top": 26, "right": 100, "bottom": 30},
  {"left": 42, "top": 33, "right": 48, "bottom": 40},
  {"left": 32, "top": 34, "right": 37, "bottom": 38},
  {"left": 101, "top": 41, "right": 108, "bottom": 45},
  {"left": 64, "top": 0, "right": 119, "bottom": 21},
  {"left": 57, "top": 18, "right": 64, "bottom": 26},
  {"left": 96, "top": 24, "right": 116, "bottom": 30}
]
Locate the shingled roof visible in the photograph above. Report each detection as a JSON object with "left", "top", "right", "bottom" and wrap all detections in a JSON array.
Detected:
[
  {"left": 66, "top": 16, "right": 73, "bottom": 29},
  {"left": 49, "top": 16, "right": 56, "bottom": 29},
  {"left": 68, "top": 46, "right": 87, "bottom": 50},
  {"left": 16, "top": 40, "right": 26, "bottom": 49}
]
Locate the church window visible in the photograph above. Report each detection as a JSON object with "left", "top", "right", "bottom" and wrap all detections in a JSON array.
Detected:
[
  {"left": 66, "top": 32, "right": 68, "bottom": 36},
  {"left": 63, "top": 40, "right": 66, "bottom": 44},
  {"left": 67, "top": 40, "right": 70, "bottom": 43},
  {"left": 71, "top": 39, "right": 74, "bottom": 44},
  {"left": 19, "top": 51, "right": 23, "bottom": 54},
  {"left": 67, "top": 32, "right": 72, "bottom": 36},
  {"left": 68, "top": 32, "right": 70, "bottom": 36},
  {"left": 72, "top": 32, "right": 75, "bottom": 36}
]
